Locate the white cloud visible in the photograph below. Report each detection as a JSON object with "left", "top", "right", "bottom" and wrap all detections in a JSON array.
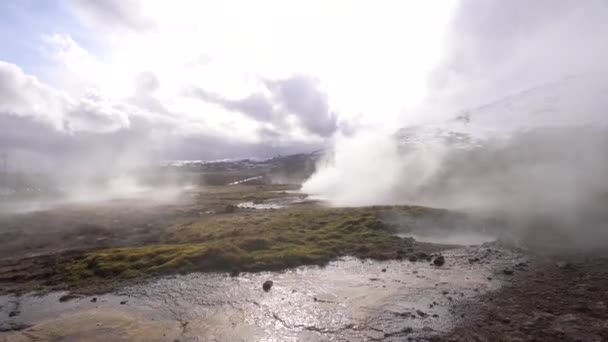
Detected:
[
  {"left": 0, "top": 60, "right": 133, "bottom": 133},
  {"left": 60, "top": 0, "right": 458, "bottom": 130},
  {"left": 0, "top": 60, "right": 68, "bottom": 129},
  {"left": 1, "top": 0, "right": 463, "bottom": 167}
]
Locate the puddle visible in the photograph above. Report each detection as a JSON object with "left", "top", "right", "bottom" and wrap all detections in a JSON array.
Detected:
[
  {"left": 237, "top": 195, "right": 308, "bottom": 210},
  {"left": 400, "top": 231, "right": 497, "bottom": 246},
  {"left": 229, "top": 176, "right": 263, "bottom": 185},
  {"left": 0, "top": 246, "right": 524, "bottom": 341}
]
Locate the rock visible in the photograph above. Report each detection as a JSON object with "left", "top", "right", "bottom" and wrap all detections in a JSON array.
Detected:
[
  {"left": 8, "top": 311, "right": 19, "bottom": 317},
  {"left": 433, "top": 255, "right": 445, "bottom": 267},
  {"left": 263, "top": 280, "right": 273, "bottom": 292},
  {"left": 224, "top": 204, "right": 237, "bottom": 213},
  {"left": 381, "top": 268, "right": 387, "bottom": 272},
  {"left": 120, "top": 300, "right": 128, "bottom": 305},
  {"left": 493, "top": 312, "right": 511, "bottom": 324},
  {"left": 503, "top": 269, "right": 514, "bottom": 275},
  {"left": 416, "top": 310, "right": 428, "bottom": 317},
  {"left": 90, "top": 297, "right": 97, "bottom": 303},
  {"left": 229, "top": 269, "right": 240, "bottom": 277},
  {"left": 59, "top": 294, "right": 81, "bottom": 302},
  {"left": 591, "top": 301, "right": 607, "bottom": 315},
  {"left": 0, "top": 322, "right": 31, "bottom": 332},
  {"left": 408, "top": 255, "right": 418, "bottom": 262}
]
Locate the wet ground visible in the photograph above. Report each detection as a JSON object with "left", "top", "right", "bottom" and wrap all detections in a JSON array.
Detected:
[
  {"left": 2, "top": 186, "right": 605, "bottom": 341},
  {"left": 0, "top": 243, "right": 526, "bottom": 341}
]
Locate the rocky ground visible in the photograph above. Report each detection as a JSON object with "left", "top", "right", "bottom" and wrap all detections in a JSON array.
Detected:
[
  {"left": 1, "top": 185, "right": 607, "bottom": 341},
  {"left": 435, "top": 252, "right": 608, "bottom": 342}
]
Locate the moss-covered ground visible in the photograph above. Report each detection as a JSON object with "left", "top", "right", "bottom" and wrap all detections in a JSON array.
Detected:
[{"left": 0, "top": 185, "right": 446, "bottom": 294}]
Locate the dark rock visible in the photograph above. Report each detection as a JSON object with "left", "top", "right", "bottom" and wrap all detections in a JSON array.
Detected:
[
  {"left": 263, "top": 280, "right": 273, "bottom": 292},
  {"left": 408, "top": 255, "right": 418, "bottom": 262},
  {"left": 8, "top": 311, "right": 19, "bottom": 317},
  {"left": 503, "top": 269, "right": 514, "bottom": 275},
  {"left": 224, "top": 204, "right": 237, "bottom": 213},
  {"left": 468, "top": 257, "right": 480, "bottom": 264},
  {"left": 493, "top": 312, "right": 511, "bottom": 324},
  {"left": 433, "top": 255, "right": 445, "bottom": 267},
  {"left": 59, "top": 294, "right": 81, "bottom": 302},
  {"left": 229, "top": 269, "right": 240, "bottom": 277},
  {"left": 394, "top": 311, "right": 415, "bottom": 318},
  {"left": 384, "top": 327, "right": 413, "bottom": 338},
  {"left": 90, "top": 297, "right": 97, "bottom": 303},
  {"left": 381, "top": 268, "right": 387, "bottom": 272},
  {"left": 0, "top": 322, "right": 31, "bottom": 332},
  {"left": 416, "top": 310, "right": 428, "bottom": 317},
  {"left": 120, "top": 300, "right": 128, "bottom": 305}
]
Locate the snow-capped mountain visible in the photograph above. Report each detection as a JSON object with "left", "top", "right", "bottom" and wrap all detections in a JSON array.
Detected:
[{"left": 396, "top": 73, "right": 608, "bottom": 148}]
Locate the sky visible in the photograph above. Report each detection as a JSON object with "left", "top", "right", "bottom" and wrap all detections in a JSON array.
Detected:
[
  {"left": 0, "top": 0, "right": 456, "bottom": 167},
  {"left": 1, "top": 0, "right": 607, "bottom": 171}
]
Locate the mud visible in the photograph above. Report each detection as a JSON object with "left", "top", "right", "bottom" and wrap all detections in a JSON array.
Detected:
[
  {"left": 1, "top": 185, "right": 606, "bottom": 341},
  {"left": 0, "top": 244, "right": 525, "bottom": 341},
  {"left": 439, "top": 253, "right": 608, "bottom": 341}
]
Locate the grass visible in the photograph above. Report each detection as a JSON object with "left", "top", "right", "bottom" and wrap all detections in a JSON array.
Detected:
[{"left": 61, "top": 204, "right": 441, "bottom": 282}]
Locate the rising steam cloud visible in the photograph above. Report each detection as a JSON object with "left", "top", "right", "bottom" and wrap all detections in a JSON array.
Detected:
[{"left": 303, "top": 0, "right": 608, "bottom": 249}]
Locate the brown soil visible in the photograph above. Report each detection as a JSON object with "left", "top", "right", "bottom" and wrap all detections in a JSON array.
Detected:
[{"left": 436, "top": 253, "right": 608, "bottom": 342}]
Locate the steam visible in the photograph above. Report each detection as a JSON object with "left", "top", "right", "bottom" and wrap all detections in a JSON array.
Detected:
[
  {"left": 303, "top": 129, "right": 447, "bottom": 206},
  {"left": 303, "top": 0, "right": 608, "bottom": 249}
]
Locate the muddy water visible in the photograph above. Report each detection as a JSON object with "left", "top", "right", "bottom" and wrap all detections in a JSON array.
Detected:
[
  {"left": 0, "top": 245, "right": 524, "bottom": 341},
  {"left": 237, "top": 195, "right": 309, "bottom": 210},
  {"left": 399, "top": 232, "right": 497, "bottom": 246}
]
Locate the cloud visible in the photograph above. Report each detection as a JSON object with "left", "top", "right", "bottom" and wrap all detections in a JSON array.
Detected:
[
  {"left": 135, "top": 72, "right": 160, "bottom": 95},
  {"left": 0, "top": 60, "right": 132, "bottom": 133},
  {"left": 187, "top": 87, "right": 275, "bottom": 123},
  {"left": 130, "top": 72, "right": 169, "bottom": 114},
  {"left": 0, "top": 59, "right": 324, "bottom": 172},
  {"left": 427, "top": 0, "right": 608, "bottom": 112},
  {"left": 66, "top": 90, "right": 131, "bottom": 132},
  {"left": 67, "top": 0, "right": 155, "bottom": 32},
  {"left": 267, "top": 75, "right": 338, "bottom": 137},
  {"left": 187, "top": 74, "right": 338, "bottom": 138},
  {"left": 0, "top": 60, "right": 68, "bottom": 129}
]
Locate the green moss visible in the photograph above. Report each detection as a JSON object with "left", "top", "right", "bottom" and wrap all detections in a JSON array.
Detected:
[{"left": 60, "top": 202, "right": 444, "bottom": 282}]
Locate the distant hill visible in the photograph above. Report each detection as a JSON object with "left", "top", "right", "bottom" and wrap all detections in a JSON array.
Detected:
[
  {"left": 162, "top": 151, "right": 323, "bottom": 186},
  {"left": 395, "top": 73, "right": 608, "bottom": 149}
]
